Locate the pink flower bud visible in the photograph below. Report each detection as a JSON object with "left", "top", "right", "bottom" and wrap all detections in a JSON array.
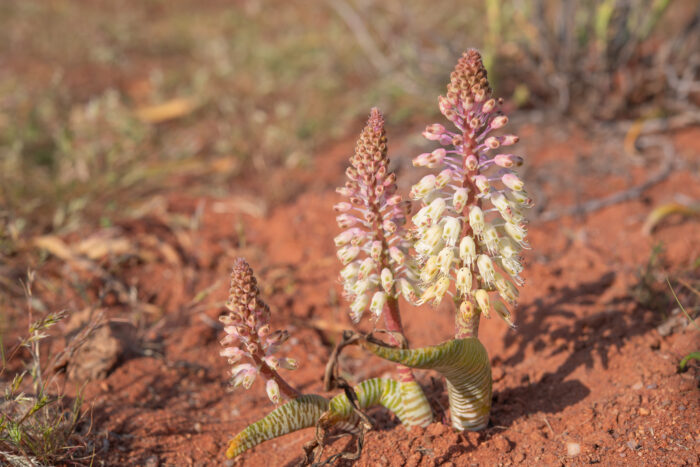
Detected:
[
  {"left": 501, "top": 134, "right": 519, "bottom": 146},
  {"left": 482, "top": 98, "right": 496, "bottom": 113},
  {"left": 386, "top": 194, "right": 402, "bottom": 206},
  {"left": 422, "top": 123, "right": 446, "bottom": 141},
  {"left": 484, "top": 136, "right": 500, "bottom": 149},
  {"left": 336, "top": 214, "right": 359, "bottom": 229},
  {"left": 383, "top": 219, "right": 397, "bottom": 234},
  {"left": 333, "top": 202, "right": 352, "bottom": 212},
  {"left": 491, "top": 115, "right": 508, "bottom": 129},
  {"left": 466, "top": 155, "right": 478, "bottom": 170}
]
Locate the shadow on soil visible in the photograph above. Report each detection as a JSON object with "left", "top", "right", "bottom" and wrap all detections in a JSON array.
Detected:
[{"left": 492, "top": 270, "right": 657, "bottom": 427}]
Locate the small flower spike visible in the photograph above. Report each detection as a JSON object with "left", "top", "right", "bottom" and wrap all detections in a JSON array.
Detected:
[
  {"left": 220, "top": 258, "right": 300, "bottom": 403},
  {"left": 410, "top": 49, "right": 532, "bottom": 337},
  {"left": 334, "top": 108, "right": 418, "bottom": 325}
]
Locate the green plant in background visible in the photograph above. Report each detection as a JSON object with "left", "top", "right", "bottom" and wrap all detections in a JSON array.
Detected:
[
  {"left": 0, "top": 274, "right": 96, "bottom": 465},
  {"left": 223, "top": 49, "right": 531, "bottom": 462},
  {"left": 667, "top": 278, "right": 700, "bottom": 372}
]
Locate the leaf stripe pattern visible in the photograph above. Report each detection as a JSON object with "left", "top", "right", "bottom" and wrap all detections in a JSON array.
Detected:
[
  {"left": 362, "top": 338, "right": 492, "bottom": 430},
  {"left": 226, "top": 378, "right": 431, "bottom": 459}
]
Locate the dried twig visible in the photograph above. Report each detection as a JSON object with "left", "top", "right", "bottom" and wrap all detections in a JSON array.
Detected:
[{"left": 536, "top": 136, "right": 676, "bottom": 222}]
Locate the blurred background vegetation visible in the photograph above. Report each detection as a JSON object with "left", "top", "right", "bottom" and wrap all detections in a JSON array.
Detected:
[{"left": 0, "top": 0, "right": 698, "bottom": 250}]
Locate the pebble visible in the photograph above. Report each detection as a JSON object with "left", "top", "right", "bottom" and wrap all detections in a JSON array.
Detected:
[
  {"left": 145, "top": 455, "right": 159, "bottom": 467},
  {"left": 566, "top": 442, "right": 581, "bottom": 456},
  {"left": 632, "top": 382, "right": 643, "bottom": 390},
  {"left": 646, "top": 383, "right": 657, "bottom": 390},
  {"left": 639, "top": 407, "right": 650, "bottom": 416},
  {"left": 626, "top": 440, "right": 639, "bottom": 450}
]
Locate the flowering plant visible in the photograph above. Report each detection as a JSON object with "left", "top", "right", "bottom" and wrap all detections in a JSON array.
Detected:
[{"left": 222, "top": 49, "right": 531, "bottom": 462}]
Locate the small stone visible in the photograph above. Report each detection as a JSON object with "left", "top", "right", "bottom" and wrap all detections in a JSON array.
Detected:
[
  {"left": 566, "top": 442, "right": 581, "bottom": 456},
  {"left": 646, "top": 383, "right": 657, "bottom": 390},
  {"left": 639, "top": 408, "right": 650, "bottom": 416},
  {"left": 632, "top": 382, "right": 643, "bottom": 390},
  {"left": 145, "top": 455, "right": 159, "bottom": 467},
  {"left": 194, "top": 422, "right": 202, "bottom": 433},
  {"left": 626, "top": 440, "right": 639, "bottom": 450}
]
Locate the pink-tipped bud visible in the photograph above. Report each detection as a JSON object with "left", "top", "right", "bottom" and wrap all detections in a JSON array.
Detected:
[
  {"left": 257, "top": 324, "right": 270, "bottom": 339},
  {"left": 386, "top": 194, "right": 402, "bottom": 206},
  {"left": 493, "top": 154, "right": 523, "bottom": 168},
  {"left": 220, "top": 346, "right": 245, "bottom": 362},
  {"left": 333, "top": 202, "right": 353, "bottom": 212},
  {"left": 484, "top": 136, "right": 500, "bottom": 149},
  {"left": 422, "top": 123, "right": 446, "bottom": 141},
  {"left": 439, "top": 134, "right": 453, "bottom": 146},
  {"left": 482, "top": 98, "right": 496, "bottom": 113},
  {"left": 466, "top": 155, "right": 478, "bottom": 171},
  {"left": 438, "top": 95, "right": 452, "bottom": 116},
  {"left": 502, "top": 134, "right": 519, "bottom": 146},
  {"left": 336, "top": 214, "right": 359, "bottom": 229},
  {"left": 266, "top": 379, "right": 280, "bottom": 404},
  {"left": 345, "top": 167, "right": 359, "bottom": 182},
  {"left": 491, "top": 115, "right": 508, "bottom": 129},
  {"left": 382, "top": 219, "right": 397, "bottom": 234}
]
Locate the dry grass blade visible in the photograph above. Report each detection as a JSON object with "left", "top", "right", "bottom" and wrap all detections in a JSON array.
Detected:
[
  {"left": 134, "top": 97, "right": 199, "bottom": 124},
  {"left": 642, "top": 202, "right": 700, "bottom": 235}
]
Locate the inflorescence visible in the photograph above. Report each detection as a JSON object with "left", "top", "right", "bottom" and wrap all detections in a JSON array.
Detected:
[
  {"left": 410, "top": 49, "right": 532, "bottom": 334},
  {"left": 220, "top": 258, "right": 299, "bottom": 404}
]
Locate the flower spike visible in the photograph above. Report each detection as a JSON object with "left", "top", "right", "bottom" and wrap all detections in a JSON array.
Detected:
[
  {"left": 409, "top": 49, "right": 531, "bottom": 336},
  {"left": 219, "top": 258, "right": 300, "bottom": 403}
]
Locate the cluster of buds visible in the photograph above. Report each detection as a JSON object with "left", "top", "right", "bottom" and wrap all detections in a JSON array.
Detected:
[
  {"left": 220, "top": 258, "right": 299, "bottom": 404},
  {"left": 334, "top": 108, "right": 419, "bottom": 323},
  {"left": 410, "top": 49, "right": 532, "bottom": 332}
]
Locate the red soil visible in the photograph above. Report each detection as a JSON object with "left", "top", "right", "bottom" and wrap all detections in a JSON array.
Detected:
[{"left": 10, "top": 125, "right": 700, "bottom": 465}]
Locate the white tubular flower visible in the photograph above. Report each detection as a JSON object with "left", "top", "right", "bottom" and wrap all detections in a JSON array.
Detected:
[
  {"left": 482, "top": 223, "right": 499, "bottom": 255},
  {"left": 398, "top": 278, "right": 417, "bottom": 302},
  {"left": 278, "top": 358, "right": 298, "bottom": 370},
  {"left": 380, "top": 268, "right": 394, "bottom": 294},
  {"left": 232, "top": 364, "right": 257, "bottom": 389},
  {"left": 266, "top": 379, "right": 281, "bottom": 404},
  {"left": 453, "top": 188, "right": 469, "bottom": 212},
  {"left": 509, "top": 189, "right": 533, "bottom": 207},
  {"left": 474, "top": 175, "right": 489, "bottom": 193},
  {"left": 369, "top": 241, "right": 382, "bottom": 261},
  {"left": 340, "top": 261, "right": 361, "bottom": 282},
  {"left": 501, "top": 256, "right": 523, "bottom": 281},
  {"left": 426, "top": 197, "right": 446, "bottom": 224},
  {"left": 493, "top": 300, "right": 515, "bottom": 328},
  {"left": 502, "top": 173, "right": 524, "bottom": 191},
  {"left": 459, "top": 236, "right": 477, "bottom": 267},
  {"left": 474, "top": 289, "right": 490, "bottom": 318},
  {"left": 468, "top": 206, "right": 485, "bottom": 236},
  {"left": 456, "top": 267, "right": 472, "bottom": 296},
  {"left": 437, "top": 247, "right": 455, "bottom": 276},
  {"left": 389, "top": 247, "right": 405, "bottom": 265},
  {"left": 337, "top": 245, "right": 360, "bottom": 265},
  {"left": 369, "top": 291, "right": 388, "bottom": 318},
  {"left": 420, "top": 255, "right": 440, "bottom": 283},
  {"left": 358, "top": 257, "right": 376, "bottom": 280},
  {"left": 350, "top": 294, "right": 369, "bottom": 322},
  {"left": 495, "top": 274, "right": 519, "bottom": 305},
  {"left": 498, "top": 237, "right": 519, "bottom": 259},
  {"left": 410, "top": 174, "right": 436, "bottom": 200},
  {"left": 504, "top": 221, "right": 528, "bottom": 247},
  {"left": 442, "top": 217, "right": 461, "bottom": 246},
  {"left": 435, "top": 169, "right": 452, "bottom": 189},
  {"left": 476, "top": 254, "right": 496, "bottom": 286},
  {"left": 416, "top": 224, "right": 443, "bottom": 256}
]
